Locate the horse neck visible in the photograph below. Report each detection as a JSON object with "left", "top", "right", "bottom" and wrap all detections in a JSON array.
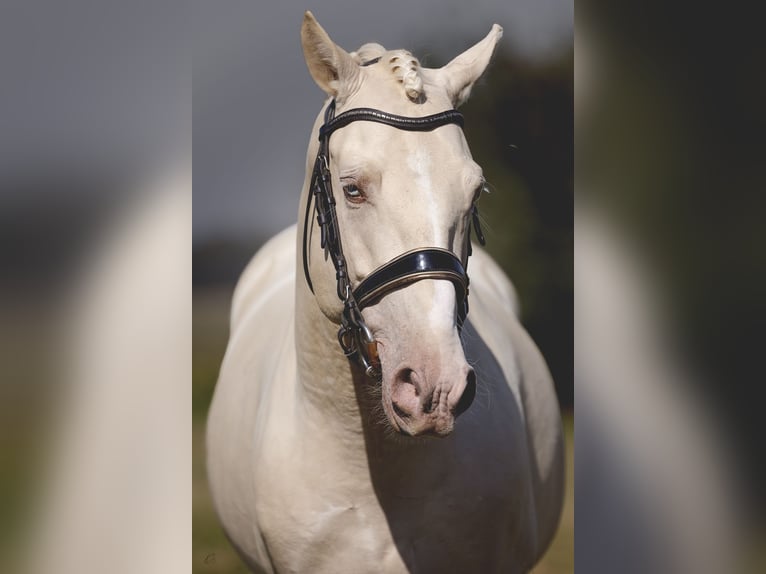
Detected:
[
  {"left": 294, "top": 284, "right": 442, "bottom": 486},
  {"left": 292, "top": 154, "right": 371, "bottom": 449},
  {"left": 294, "top": 279, "right": 366, "bottom": 428}
]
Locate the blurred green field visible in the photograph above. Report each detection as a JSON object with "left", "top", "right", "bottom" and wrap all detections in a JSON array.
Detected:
[{"left": 193, "top": 288, "right": 573, "bottom": 573}]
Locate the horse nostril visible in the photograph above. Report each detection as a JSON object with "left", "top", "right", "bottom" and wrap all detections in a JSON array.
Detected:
[
  {"left": 392, "top": 400, "right": 411, "bottom": 420},
  {"left": 454, "top": 368, "right": 476, "bottom": 417},
  {"left": 396, "top": 368, "right": 416, "bottom": 389},
  {"left": 391, "top": 367, "right": 421, "bottom": 420}
]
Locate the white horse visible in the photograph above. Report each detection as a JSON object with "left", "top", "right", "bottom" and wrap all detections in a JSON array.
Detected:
[{"left": 207, "top": 12, "right": 563, "bottom": 573}]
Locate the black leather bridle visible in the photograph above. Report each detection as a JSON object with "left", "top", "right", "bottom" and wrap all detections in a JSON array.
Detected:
[{"left": 302, "top": 98, "right": 486, "bottom": 378}]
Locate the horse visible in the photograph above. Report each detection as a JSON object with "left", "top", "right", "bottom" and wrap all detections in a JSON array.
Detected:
[{"left": 207, "top": 12, "right": 564, "bottom": 573}]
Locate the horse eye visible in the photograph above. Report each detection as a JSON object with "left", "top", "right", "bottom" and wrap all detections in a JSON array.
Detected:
[{"left": 343, "top": 183, "right": 364, "bottom": 202}]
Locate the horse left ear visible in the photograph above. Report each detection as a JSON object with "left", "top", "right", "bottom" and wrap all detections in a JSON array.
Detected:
[
  {"left": 301, "top": 11, "right": 360, "bottom": 101},
  {"left": 438, "top": 24, "right": 503, "bottom": 107}
]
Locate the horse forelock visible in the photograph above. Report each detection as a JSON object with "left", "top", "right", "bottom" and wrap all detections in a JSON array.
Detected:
[
  {"left": 353, "top": 43, "right": 425, "bottom": 103},
  {"left": 387, "top": 50, "right": 424, "bottom": 102}
]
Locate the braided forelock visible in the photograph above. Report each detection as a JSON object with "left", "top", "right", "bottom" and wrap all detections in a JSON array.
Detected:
[
  {"left": 351, "top": 44, "right": 426, "bottom": 103},
  {"left": 387, "top": 50, "right": 424, "bottom": 102}
]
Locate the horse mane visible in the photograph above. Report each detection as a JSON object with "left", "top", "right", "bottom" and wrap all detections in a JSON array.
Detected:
[{"left": 352, "top": 43, "right": 424, "bottom": 102}]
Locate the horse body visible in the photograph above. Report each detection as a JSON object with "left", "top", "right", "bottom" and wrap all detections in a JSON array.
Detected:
[{"left": 207, "top": 13, "right": 563, "bottom": 573}]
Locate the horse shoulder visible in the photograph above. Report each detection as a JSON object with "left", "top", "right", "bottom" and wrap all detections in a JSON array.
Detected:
[
  {"left": 465, "top": 246, "right": 565, "bottom": 562},
  {"left": 207, "top": 225, "right": 299, "bottom": 570},
  {"left": 230, "top": 224, "right": 297, "bottom": 331}
]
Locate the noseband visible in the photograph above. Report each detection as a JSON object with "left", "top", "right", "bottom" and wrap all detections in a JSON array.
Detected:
[{"left": 302, "top": 99, "right": 486, "bottom": 379}]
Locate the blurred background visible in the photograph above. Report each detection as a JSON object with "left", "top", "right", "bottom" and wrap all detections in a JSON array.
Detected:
[
  {"left": 1, "top": 2, "right": 190, "bottom": 573},
  {"left": 193, "top": 2, "right": 572, "bottom": 573},
  {"left": 576, "top": 1, "right": 766, "bottom": 572},
  {"left": 9, "top": 1, "right": 762, "bottom": 573}
]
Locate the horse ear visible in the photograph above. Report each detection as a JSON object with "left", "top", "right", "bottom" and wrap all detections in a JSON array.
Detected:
[
  {"left": 301, "top": 11, "right": 360, "bottom": 100},
  {"left": 439, "top": 24, "right": 503, "bottom": 107}
]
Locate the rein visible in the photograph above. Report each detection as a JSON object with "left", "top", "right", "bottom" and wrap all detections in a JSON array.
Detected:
[{"left": 302, "top": 99, "right": 485, "bottom": 378}]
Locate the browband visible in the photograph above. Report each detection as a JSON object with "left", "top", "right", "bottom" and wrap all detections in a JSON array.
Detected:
[{"left": 319, "top": 108, "right": 464, "bottom": 140}]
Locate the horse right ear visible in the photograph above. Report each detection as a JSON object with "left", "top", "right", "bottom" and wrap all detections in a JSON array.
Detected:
[
  {"left": 438, "top": 24, "right": 503, "bottom": 107},
  {"left": 301, "top": 11, "right": 360, "bottom": 101}
]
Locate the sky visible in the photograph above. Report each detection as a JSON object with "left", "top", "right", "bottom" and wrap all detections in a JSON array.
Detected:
[{"left": 193, "top": 1, "right": 573, "bottom": 243}]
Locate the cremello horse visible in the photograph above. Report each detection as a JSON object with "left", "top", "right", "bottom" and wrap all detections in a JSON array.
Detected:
[{"left": 207, "top": 12, "right": 563, "bottom": 573}]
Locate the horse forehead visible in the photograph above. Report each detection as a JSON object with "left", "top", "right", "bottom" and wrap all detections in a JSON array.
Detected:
[
  {"left": 399, "top": 138, "right": 477, "bottom": 186},
  {"left": 403, "top": 146, "right": 453, "bottom": 190},
  {"left": 335, "top": 60, "right": 474, "bottom": 182},
  {"left": 358, "top": 141, "right": 471, "bottom": 201},
  {"left": 407, "top": 145, "right": 431, "bottom": 174},
  {"left": 336, "top": 124, "right": 468, "bottom": 175}
]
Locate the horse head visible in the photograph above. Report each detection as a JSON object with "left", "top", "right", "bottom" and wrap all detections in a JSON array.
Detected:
[{"left": 300, "top": 11, "right": 502, "bottom": 437}]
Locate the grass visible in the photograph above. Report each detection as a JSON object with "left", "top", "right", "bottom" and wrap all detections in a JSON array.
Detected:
[
  {"left": 531, "top": 412, "right": 574, "bottom": 574},
  {"left": 193, "top": 289, "right": 248, "bottom": 573},
  {"left": 193, "top": 423, "right": 249, "bottom": 574}
]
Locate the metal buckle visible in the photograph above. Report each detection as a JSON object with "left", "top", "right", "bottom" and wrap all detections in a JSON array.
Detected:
[
  {"left": 337, "top": 326, "right": 356, "bottom": 357},
  {"left": 338, "top": 286, "right": 381, "bottom": 379}
]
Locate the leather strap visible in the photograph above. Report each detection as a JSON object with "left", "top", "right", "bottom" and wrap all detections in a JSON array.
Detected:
[
  {"left": 303, "top": 100, "right": 339, "bottom": 295},
  {"left": 301, "top": 99, "right": 475, "bottom": 376},
  {"left": 353, "top": 248, "right": 468, "bottom": 317},
  {"left": 320, "top": 108, "right": 464, "bottom": 140},
  {"left": 303, "top": 101, "right": 466, "bottom": 296}
]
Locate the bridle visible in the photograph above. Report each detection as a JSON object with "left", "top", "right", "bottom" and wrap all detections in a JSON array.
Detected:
[{"left": 302, "top": 98, "right": 486, "bottom": 379}]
